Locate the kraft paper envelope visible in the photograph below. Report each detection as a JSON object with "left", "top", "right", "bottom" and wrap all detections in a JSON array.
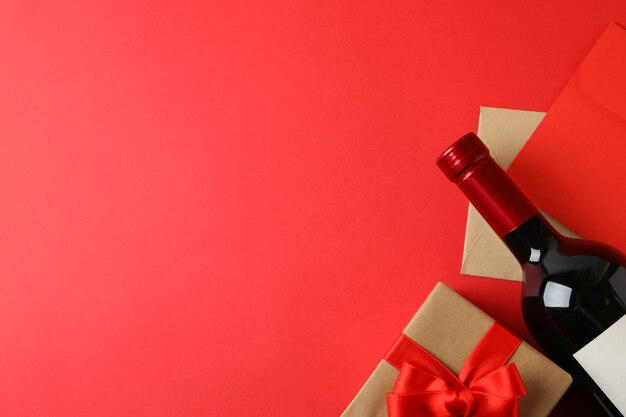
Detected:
[
  {"left": 462, "top": 107, "right": 578, "bottom": 281},
  {"left": 507, "top": 23, "right": 626, "bottom": 257}
]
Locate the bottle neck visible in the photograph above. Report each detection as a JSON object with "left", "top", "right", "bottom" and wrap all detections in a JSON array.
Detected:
[
  {"left": 453, "top": 155, "right": 539, "bottom": 238},
  {"left": 503, "top": 215, "right": 556, "bottom": 265}
]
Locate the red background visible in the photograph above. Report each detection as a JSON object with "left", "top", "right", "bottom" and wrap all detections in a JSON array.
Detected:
[{"left": 0, "top": 1, "right": 625, "bottom": 416}]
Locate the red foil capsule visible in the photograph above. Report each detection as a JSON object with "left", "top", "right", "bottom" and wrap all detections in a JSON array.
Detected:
[{"left": 437, "top": 133, "right": 538, "bottom": 237}]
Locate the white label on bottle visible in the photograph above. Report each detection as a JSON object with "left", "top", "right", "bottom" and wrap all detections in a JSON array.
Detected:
[{"left": 574, "top": 314, "right": 626, "bottom": 414}]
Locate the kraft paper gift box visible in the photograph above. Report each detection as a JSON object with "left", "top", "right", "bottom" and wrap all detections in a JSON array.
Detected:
[
  {"left": 341, "top": 283, "right": 572, "bottom": 417},
  {"left": 461, "top": 106, "right": 579, "bottom": 281}
]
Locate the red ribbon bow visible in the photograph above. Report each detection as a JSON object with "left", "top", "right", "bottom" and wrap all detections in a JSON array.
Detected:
[{"left": 385, "top": 323, "right": 527, "bottom": 417}]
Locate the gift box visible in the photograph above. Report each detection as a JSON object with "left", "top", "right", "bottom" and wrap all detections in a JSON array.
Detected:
[
  {"left": 461, "top": 106, "right": 579, "bottom": 281},
  {"left": 341, "top": 283, "right": 572, "bottom": 417}
]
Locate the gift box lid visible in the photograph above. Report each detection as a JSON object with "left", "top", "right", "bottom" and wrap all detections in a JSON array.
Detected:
[{"left": 341, "top": 282, "right": 572, "bottom": 417}]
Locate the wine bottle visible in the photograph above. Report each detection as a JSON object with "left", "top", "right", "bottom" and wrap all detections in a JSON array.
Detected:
[{"left": 437, "top": 132, "right": 626, "bottom": 417}]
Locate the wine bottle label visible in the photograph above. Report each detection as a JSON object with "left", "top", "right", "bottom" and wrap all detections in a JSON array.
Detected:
[{"left": 574, "top": 314, "right": 626, "bottom": 414}]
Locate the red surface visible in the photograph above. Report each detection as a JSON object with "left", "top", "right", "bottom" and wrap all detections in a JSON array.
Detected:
[
  {"left": 508, "top": 23, "right": 626, "bottom": 257},
  {"left": 0, "top": 2, "right": 625, "bottom": 416}
]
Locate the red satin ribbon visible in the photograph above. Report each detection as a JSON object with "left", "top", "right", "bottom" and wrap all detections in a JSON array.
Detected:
[{"left": 385, "top": 323, "right": 527, "bottom": 417}]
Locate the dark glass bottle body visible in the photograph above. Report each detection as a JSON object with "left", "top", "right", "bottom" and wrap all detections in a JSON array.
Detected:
[
  {"left": 508, "top": 216, "right": 626, "bottom": 417},
  {"left": 438, "top": 133, "right": 626, "bottom": 417}
]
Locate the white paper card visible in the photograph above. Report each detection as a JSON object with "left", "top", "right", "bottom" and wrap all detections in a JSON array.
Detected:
[{"left": 574, "top": 315, "right": 626, "bottom": 414}]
